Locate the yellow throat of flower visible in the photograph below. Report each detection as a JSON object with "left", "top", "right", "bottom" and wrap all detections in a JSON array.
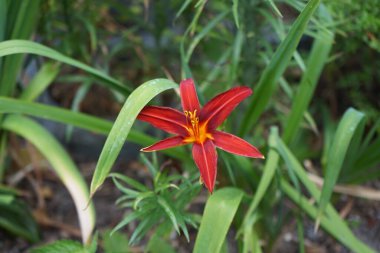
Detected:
[{"left": 184, "top": 110, "right": 212, "bottom": 144}]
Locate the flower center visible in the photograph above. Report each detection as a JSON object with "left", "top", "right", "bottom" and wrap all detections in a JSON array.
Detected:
[{"left": 183, "top": 110, "right": 212, "bottom": 144}]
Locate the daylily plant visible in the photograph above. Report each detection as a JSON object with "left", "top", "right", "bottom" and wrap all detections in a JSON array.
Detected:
[{"left": 138, "top": 78, "right": 264, "bottom": 192}]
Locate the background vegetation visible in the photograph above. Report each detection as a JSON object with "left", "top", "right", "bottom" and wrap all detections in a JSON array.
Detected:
[{"left": 0, "top": 0, "right": 379, "bottom": 252}]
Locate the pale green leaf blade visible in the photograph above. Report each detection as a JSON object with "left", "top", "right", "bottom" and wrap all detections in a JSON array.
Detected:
[
  {"left": 267, "top": 0, "right": 283, "bottom": 18},
  {"left": 232, "top": 0, "right": 240, "bottom": 28},
  {"left": 193, "top": 187, "right": 244, "bottom": 253},
  {"left": 273, "top": 130, "right": 373, "bottom": 253},
  {"left": 1, "top": 115, "right": 95, "bottom": 244},
  {"left": 239, "top": 0, "right": 321, "bottom": 135},
  {"left": 282, "top": 180, "right": 374, "bottom": 253},
  {"left": 90, "top": 79, "right": 178, "bottom": 195},
  {"left": 0, "top": 97, "right": 188, "bottom": 160},
  {"left": 283, "top": 5, "right": 334, "bottom": 143},
  {"left": 20, "top": 62, "right": 60, "bottom": 101},
  {"left": 0, "top": 40, "right": 130, "bottom": 95},
  {"left": 185, "top": 11, "right": 229, "bottom": 62},
  {"left": 241, "top": 127, "right": 278, "bottom": 227},
  {"left": 318, "top": 108, "right": 365, "bottom": 217},
  {"left": 157, "top": 196, "right": 180, "bottom": 233}
]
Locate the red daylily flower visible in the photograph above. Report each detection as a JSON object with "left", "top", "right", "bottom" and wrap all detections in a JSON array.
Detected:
[{"left": 138, "top": 78, "right": 264, "bottom": 192}]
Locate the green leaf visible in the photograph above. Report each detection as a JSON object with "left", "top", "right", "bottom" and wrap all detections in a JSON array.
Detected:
[
  {"left": 281, "top": 180, "right": 375, "bottom": 253},
  {"left": 175, "top": 0, "right": 193, "bottom": 19},
  {"left": 317, "top": 108, "right": 365, "bottom": 219},
  {"left": 0, "top": 1, "right": 41, "bottom": 97},
  {"left": 193, "top": 187, "right": 244, "bottom": 253},
  {"left": 146, "top": 234, "right": 176, "bottom": 253},
  {"left": 185, "top": 11, "right": 229, "bottom": 63},
  {"left": 241, "top": 127, "right": 277, "bottom": 227},
  {"left": 239, "top": 0, "right": 321, "bottom": 135},
  {"left": 90, "top": 79, "right": 178, "bottom": 195},
  {"left": 267, "top": 0, "right": 283, "bottom": 18},
  {"left": 232, "top": 0, "right": 240, "bottom": 28},
  {"left": 1, "top": 115, "right": 95, "bottom": 244},
  {"left": 0, "top": 97, "right": 188, "bottom": 160},
  {"left": 0, "top": 191, "right": 39, "bottom": 242},
  {"left": 282, "top": 4, "right": 334, "bottom": 143},
  {"left": 157, "top": 196, "right": 180, "bottom": 233},
  {"left": 102, "top": 230, "right": 131, "bottom": 253},
  {"left": 20, "top": 62, "right": 60, "bottom": 101},
  {"left": 273, "top": 131, "right": 374, "bottom": 253},
  {"left": 30, "top": 240, "right": 92, "bottom": 253},
  {"left": 110, "top": 173, "right": 148, "bottom": 192},
  {"left": 0, "top": 40, "right": 130, "bottom": 95}
]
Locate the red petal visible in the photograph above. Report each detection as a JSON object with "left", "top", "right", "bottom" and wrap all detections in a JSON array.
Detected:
[
  {"left": 180, "top": 78, "right": 201, "bottom": 113},
  {"left": 138, "top": 106, "right": 188, "bottom": 136},
  {"left": 141, "top": 136, "right": 186, "bottom": 152},
  {"left": 212, "top": 131, "right": 264, "bottom": 158},
  {"left": 192, "top": 139, "right": 218, "bottom": 193},
  {"left": 200, "top": 86, "right": 252, "bottom": 130}
]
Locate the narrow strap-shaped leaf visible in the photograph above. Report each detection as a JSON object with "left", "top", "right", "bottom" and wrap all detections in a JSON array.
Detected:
[
  {"left": 1, "top": 115, "right": 95, "bottom": 244},
  {"left": 283, "top": 5, "right": 334, "bottom": 143},
  {"left": 282, "top": 180, "right": 374, "bottom": 253},
  {"left": 0, "top": 1, "right": 41, "bottom": 97},
  {"left": 157, "top": 196, "right": 180, "bottom": 233},
  {"left": 0, "top": 40, "right": 130, "bottom": 95},
  {"left": 232, "top": 0, "right": 240, "bottom": 28},
  {"left": 90, "top": 79, "right": 178, "bottom": 196},
  {"left": 109, "top": 173, "right": 148, "bottom": 192},
  {"left": 240, "top": 127, "right": 278, "bottom": 229},
  {"left": 239, "top": 0, "right": 321, "bottom": 135},
  {"left": 317, "top": 108, "right": 365, "bottom": 219},
  {"left": 193, "top": 187, "right": 243, "bottom": 253},
  {"left": 273, "top": 131, "right": 373, "bottom": 253},
  {"left": 0, "top": 97, "right": 188, "bottom": 160},
  {"left": 19, "top": 62, "right": 60, "bottom": 101}
]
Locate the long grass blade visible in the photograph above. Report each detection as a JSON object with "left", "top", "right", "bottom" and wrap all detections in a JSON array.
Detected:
[
  {"left": 0, "top": 97, "right": 188, "bottom": 160},
  {"left": 281, "top": 180, "right": 374, "bottom": 253},
  {"left": 282, "top": 5, "right": 334, "bottom": 143},
  {"left": 90, "top": 79, "right": 178, "bottom": 195},
  {"left": 273, "top": 131, "right": 373, "bottom": 252},
  {"left": 1, "top": 115, "right": 95, "bottom": 244},
  {"left": 19, "top": 62, "right": 60, "bottom": 101},
  {"left": 0, "top": 40, "right": 130, "bottom": 95},
  {"left": 239, "top": 0, "right": 321, "bottom": 135},
  {"left": 317, "top": 108, "right": 365, "bottom": 220},
  {"left": 0, "top": 1, "right": 41, "bottom": 96},
  {"left": 241, "top": 127, "right": 278, "bottom": 227},
  {"left": 193, "top": 187, "right": 243, "bottom": 253}
]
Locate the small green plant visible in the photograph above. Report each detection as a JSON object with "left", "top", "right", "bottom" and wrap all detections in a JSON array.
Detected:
[{"left": 110, "top": 154, "right": 201, "bottom": 245}]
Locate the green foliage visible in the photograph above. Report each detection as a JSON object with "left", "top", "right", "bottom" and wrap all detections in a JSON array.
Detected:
[
  {"left": 0, "top": 0, "right": 379, "bottom": 252},
  {"left": 318, "top": 108, "right": 365, "bottom": 220},
  {"left": 30, "top": 239, "right": 95, "bottom": 253},
  {"left": 328, "top": 0, "right": 380, "bottom": 52},
  {"left": 1, "top": 115, "right": 95, "bottom": 244},
  {"left": 90, "top": 79, "right": 178, "bottom": 195},
  {"left": 0, "top": 186, "right": 39, "bottom": 242},
  {"left": 239, "top": 0, "right": 321, "bottom": 135},
  {"left": 102, "top": 230, "right": 131, "bottom": 253},
  {"left": 193, "top": 187, "right": 244, "bottom": 253},
  {"left": 110, "top": 155, "right": 201, "bottom": 245}
]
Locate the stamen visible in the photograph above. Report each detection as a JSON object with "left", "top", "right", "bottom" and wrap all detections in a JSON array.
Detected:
[{"left": 184, "top": 109, "right": 205, "bottom": 143}]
